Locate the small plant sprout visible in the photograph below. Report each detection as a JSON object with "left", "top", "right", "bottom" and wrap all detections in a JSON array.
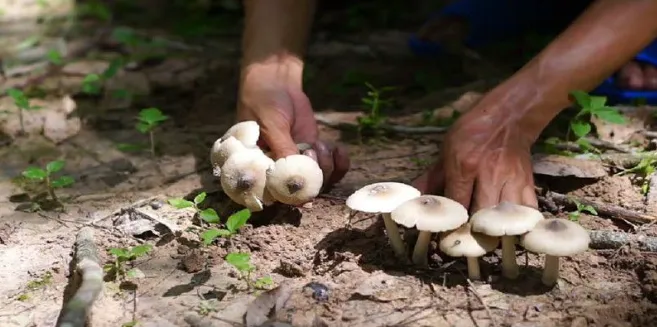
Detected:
[
  {"left": 168, "top": 191, "right": 219, "bottom": 224},
  {"left": 136, "top": 107, "right": 169, "bottom": 156},
  {"left": 6, "top": 88, "right": 42, "bottom": 134},
  {"left": 22, "top": 160, "right": 75, "bottom": 204},
  {"left": 265, "top": 154, "right": 324, "bottom": 206},
  {"left": 567, "top": 198, "right": 597, "bottom": 222},
  {"left": 616, "top": 156, "right": 657, "bottom": 195},
  {"left": 225, "top": 252, "right": 273, "bottom": 290},
  {"left": 346, "top": 182, "right": 421, "bottom": 262},
  {"left": 356, "top": 82, "right": 395, "bottom": 137},
  {"left": 568, "top": 91, "right": 626, "bottom": 150},
  {"left": 520, "top": 218, "right": 590, "bottom": 287},
  {"left": 104, "top": 244, "right": 153, "bottom": 281},
  {"left": 470, "top": 202, "right": 545, "bottom": 280},
  {"left": 201, "top": 208, "right": 251, "bottom": 246}
]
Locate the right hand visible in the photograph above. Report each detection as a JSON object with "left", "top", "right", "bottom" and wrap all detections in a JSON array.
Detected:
[{"left": 237, "top": 65, "right": 350, "bottom": 189}]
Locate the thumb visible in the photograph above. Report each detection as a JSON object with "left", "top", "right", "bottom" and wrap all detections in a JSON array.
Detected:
[{"left": 258, "top": 112, "right": 300, "bottom": 160}]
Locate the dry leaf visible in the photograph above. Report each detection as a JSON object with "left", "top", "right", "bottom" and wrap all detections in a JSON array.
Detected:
[
  {"left": 592, "top": 106, "right": 655, "bottom": 144},
  {"left": 532, "top": 154, "right": 608, "bottom": 178}
]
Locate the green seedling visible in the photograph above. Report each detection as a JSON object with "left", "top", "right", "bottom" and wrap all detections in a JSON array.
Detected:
[
  {"left": 225, "top": 252, "right": 274, "bottom": 291},
  {"left": 104, "top": 244, "right": 152, "bottom": 282},
  {"left": 136, "top": 107, "right": 168, "bottom": 156},
  {"left": 122, "top": 321, "right": 138, "bottom": 327},
  {"left": 568, "top": 91, "right": 626, "bottom": 152},
  {"left": 17, "top": 271, "right": 53, "bottom": 301},
  {"left": 568, "top": 199, "right": 597, "bottom": 222},
  {"left": 21, "top": 160, "right": 75, "bottom": 204},
  {"left": 46, "top": 49, "right": 63, "bottom": 66},
  {"left": 168, "top": 191, "right": 219, "bottom": 224},
  {"left": 6, "top": 88, "right": 43, "bottom": 134},
  {"left": 197, "top": 300, "right": 218, "bottom": 316},
  {"left": 200, "top": 208, "right": 251, "bottom": 246},
  {"left": 81, "top": 57, "right": 124, "bottom": 95},
  {"left": 357, "top": 82, "right": 395, "bottom": 138},
  {"left": 616, "top": 156, "right": 657, "bottom": 195}
]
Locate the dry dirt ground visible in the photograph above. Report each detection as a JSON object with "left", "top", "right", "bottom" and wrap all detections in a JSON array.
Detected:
[{"left": 2, "top": 1, "right": 657, "bottom": 327}]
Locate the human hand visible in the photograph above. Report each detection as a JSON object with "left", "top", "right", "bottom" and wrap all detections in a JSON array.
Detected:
[
  {"left": 412, "top": 101, "right": 539, "bottom": 213},
  {"left": 237, "top": 65, "right": 350, "bottom": 189}
]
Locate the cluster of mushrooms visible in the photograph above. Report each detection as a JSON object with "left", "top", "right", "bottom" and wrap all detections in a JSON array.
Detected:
[
  {"left": 346, "top": 182, "right": 591, "bottom": 286},
  {"left": 210, "top": 121, "right": 324, "bottom": 212}
]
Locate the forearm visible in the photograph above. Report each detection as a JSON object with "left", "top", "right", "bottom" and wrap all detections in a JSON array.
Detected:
[
  {"left": 484, "top": 0, "right": 657, "bottom": 139},
  {"left": 240, "top": 0, "right": 317, "bottom": 88}
]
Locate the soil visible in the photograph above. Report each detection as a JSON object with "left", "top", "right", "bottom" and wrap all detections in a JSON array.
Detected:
[{"left": 1, "top": 1, "right": 657, "bottom": 327}]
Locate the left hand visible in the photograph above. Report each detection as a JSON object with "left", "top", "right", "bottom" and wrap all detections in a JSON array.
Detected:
[{"left": 412, "top": 101, "right": 539, "bottom": 213}]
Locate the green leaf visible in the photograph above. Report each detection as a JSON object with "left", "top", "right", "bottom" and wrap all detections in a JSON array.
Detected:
[
  {"left": 568, "top": 212, "right": 580, "bottom": 222},
  {"left": 138, "top": 108, "right": 168, "bottom": 124},
  {"left": 569, "top": 90, "right": 591, "bottom": 108},
  {"left": 168, "top": 198, "right": 194, "bottom": 209},
  {"left": 46, "top": 49, "right": 63, "bottom": 65},
  {"left": 593, "top": 107, "right": 626, "bottom": 124},
  {"left": 126, "top": 267, "right": 145, "bottom": 279},
  {"left": 109, "top": 248, "right": 131, "bottom": 258},
  {"left": 22, "top": 167, "right": 47, "bottom": 180},
  {"left": 570, "top": 120, "right": 591, "bottom": 138},
  {"left": 200, "top": 208, "right": 220, "bottom": 223},
  {"left": 194, "top": 192, "right": 207, "bottom": 205},
  {"left": 254, "top": 276, "right": 274, "bottom": 289},
  {"left": 129, "top": 244, "right": 152, "bottom": 257},
  {"left": 589, "top": 95, "right": 607, "bottom": 109},
  {"left": 581, "top": 205, "right": 598, "bottom": 215},
  {"left": 226, "top": 209, "right": 251, "bottom": 233},
  {"left": 81, "top": 74, "right": 102, "bottom": 94},
  {"left": 116, "top": 143, "right": 145, "bottom": 152},
  {"left": 136, "top": 121, "right": 151, "bottom": 133},
  {"left": 6, "top": 88, "right": 29, "bottom": 109},
  {"left": 103, "top": 263, "right": 115, "bottom": 272},
  {"left": 102, "top": 57, "right": 124, "bottom": 79},
  {"left": 225, "top": 252, "right": 253, "bottom": 272},
  {"left": 201, "top": 228, "right": 231, "bottom": 245},
  {"left": 51, "top": 176, "right": 75, "bottom": 188},
  {"left": 46, "top": 160, "right": 65, "bottom": 173}
]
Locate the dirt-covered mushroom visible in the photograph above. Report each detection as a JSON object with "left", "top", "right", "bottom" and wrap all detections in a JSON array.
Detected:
[
  {"left": 520, "top": 218, "right": 590, "bottom": 286},
  {"left": 346, "top": 182, "right": 421, "bottom": 261},
  {"left": 390, "top": 195, "right": 468, "bottom": 266},
  {"left": 220, "top": 148, "right": 274, "bottom": 212},
  {"left": 210, "top": 136, "right": 248, "bottom": 177},
  {"left": 470, "top": 201, "right": 544, "bottom": 279},
  {"left": 440, "top": 222, "right": 500, "bottom": 280},
  {"left": 221, "top": 120, "right": 260, "bottom": 148},
  {"left": 265, "top": 154, "right": 323, "bottom": 206}
]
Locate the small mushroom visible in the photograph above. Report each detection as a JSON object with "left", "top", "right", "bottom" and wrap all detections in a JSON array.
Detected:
[
  {"left": 220, "top": 148, "right": 274, "bottom": 212},
  {"left": 470, "top": 201, "right": 544, "bottom": 279},
  {"left": 520, "top": 218, "right": 590, "bottom": 286},
  {"left": 390, "top": 195, "right": 468, "bottom": 266},
  {"left": 210, "top": 136, "right": 248, "bottom": 177},
  {"left": 439, "top": 222, "right": 500, "bottom": 280},
  {"left": 346, "top": 182, "right": 421, "bottom": 261},
  {"left": 221, "top": 121, "right": 260, "bottom": 148},
  {"left": 265, "top": 154, "right": 324, "bottom": 206}
]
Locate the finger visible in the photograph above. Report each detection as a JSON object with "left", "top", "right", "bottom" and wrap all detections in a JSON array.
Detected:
[
  {"left": 329, "top": 143, "right": 350, "bottom": 186},
  {"left": 470, "top": 169, "right": 505, "bottom": 214},
  {"left": 442, "top": 154, "right": 476, "bottom": 209},
  {"left": 311, "top": 141, "right": 335, "bottom": 187},
  {"left": 521, "top": 185, "right": 539, "bottom": 209},
  {"left": 259, "top": 113, "right": 301, "bottom": 160}
]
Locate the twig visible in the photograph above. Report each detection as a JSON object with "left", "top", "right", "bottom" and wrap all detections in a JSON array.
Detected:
[
  {"left": 314, "top": 114, "right": 448, "bottom": 135},
  {"left": 643, "top": 130, "right": 657, "bottom": 139},
  {"left": 583, "top": 137, "right": 631, "bottom": 153},
  {"left": 589, "top": 230, "right": 657, "bottom": 252},
  {"left": 536, "top": 186, "right": 657, "bottom": 224},
  {"left": 465, "top": 278, "right": 498, "bottom": 327},
  {"left": 647, "top": 173, "right": 657, "bottom": 212},
  {"left": 87, "top": 196, "right": 158, "bottom": 226},
  {"left": 56, "top": 227, "right": 103, "bottom": 327}
]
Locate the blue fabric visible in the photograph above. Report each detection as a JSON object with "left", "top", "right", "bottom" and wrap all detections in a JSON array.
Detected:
[{"left": 408, "top": 0, "right": 657, "bottom": 104}]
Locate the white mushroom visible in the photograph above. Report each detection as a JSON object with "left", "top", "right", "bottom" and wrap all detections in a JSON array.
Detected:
[
  {"left": 210, "top": 136, "right": 248, "bottom": 177},
  {"left": 520, "top": 218, "right": 590, "bottom": 286},
  {"left": 346, "top": 182, "right": 421, "bottom": 261},
  {"left": 265, "top": 154, "right": 323, "bottom": 206},
  {"left": 220, "top": 148, "right": 274, "bottom": 212},
  {"left": 470, "top": 201, "right": 544, "bottom": 279},
  {"left": 440, "top": 222, "right": 500, "bottom": 280},
  {"left": 221, "top": 121, "right": 260, "bottom": 148},
  {"left": 390, "top": 195, "right": 468, "bottom": 266}
]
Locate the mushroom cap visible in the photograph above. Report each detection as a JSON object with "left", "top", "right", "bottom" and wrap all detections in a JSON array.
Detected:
[
  {"left": 520, "top": 218, "right": 590, "bottom": 256},
  {"left": 265, "top": 154, "right": 324, "bottom": 205},
  {"left": 391, "top": 195, "right": 468, "bottom": 232},
  {"left": 210, "top": 136, "right": 248, "bottom": 176},
  {"left": 439, "top": 223, "right": 500, "bottom": 257},
  {"left": 346, "top": 182, "right": 421, "bottom": 213},
  {"left": 470, "top": 201, "right": 544, "bottom": 237},
  {"left": 220, "top": 148, "right": 274, "bottom": 212},
  {"left": 221, "top": 121, "right": 260, "bottom": 148}
]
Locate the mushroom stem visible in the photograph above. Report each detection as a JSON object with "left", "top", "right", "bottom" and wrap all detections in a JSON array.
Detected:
[
  {"left": 501, "top": 236, "right": 519, "bottom": 279},
  {"left": 411, "top": 231, "right": 432, "bottom": 266},
  {"left": 542, "top": 255, "right": 560, "bottom": 286},
  {"left": 466, "top": 256, "right": 482, "bottom": 281},
  {"left": 382, "top": 213, "right": 408, "bottom": 262}
]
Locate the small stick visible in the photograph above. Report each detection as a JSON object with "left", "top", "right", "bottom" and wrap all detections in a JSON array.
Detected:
[
  {"left": 87, "top": 196, "right": 158, "bottom": 225},
  {"left": 646, "top": 173, "right": 657, "bottom": 211},
  {"left": 536, "top": 187, "right": 657, "bottom": 224},
  {"left": 314, "top": 114, "right": 448, "bottom": 135},
  {"left": 589, "top": 230, "right": 657, "bottom": 252},
  {"left": 465, "top": 278, "right": 498, "bottom": 327},
  {"left": 56, "top": 227, "right": 103, "bottom": 327}
]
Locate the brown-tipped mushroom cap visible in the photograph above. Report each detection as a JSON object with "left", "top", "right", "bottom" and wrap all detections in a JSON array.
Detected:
[
  {"left": 346, "top": 182, "right": 421, "bottom": 213},
  {"left": 265, "top": 154, "right": 324, "bottom": 205},
  {"left": 221, "top": 121, "right": 260, "bottom": 148},
  {"left": 210, "top": 136, "right": 248, "bottom": 176},
  {"left": 520, "top": 218, "right": 590, "bottom": 256},
  {"left": 391, "top": 195, "right": 468, "bottom": 232},
  {"left": 470, "top": 201, "right": 544, "bottom": 236},
  {"left": 440, "top": 223, "right": 500, "bottom": 257},
  {"left": 220, "top": 148, "right": 274, "bottom": 212}
]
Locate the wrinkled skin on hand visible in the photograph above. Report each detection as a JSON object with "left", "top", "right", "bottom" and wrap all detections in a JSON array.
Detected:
[
  {"left": 413, "top": 104, "right": 539, "bottom": 213},
  {"left": 237, "top": 75, "right": 350, "bottom": 190}
]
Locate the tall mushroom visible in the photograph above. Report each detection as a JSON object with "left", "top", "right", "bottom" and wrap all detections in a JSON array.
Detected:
[
  {"left": 265, "top": 154, "right": 324, "bottom": 206},
  {"left": 440, "top": 223, "right": 499, "bottom": 280},
  {"left": 390, "top": 195, "right": 468, "bottom": 266},
  {"left": 220, "top": 148, "right": 274, "bottom": 212},
  {"left": 221, "top": 121, "right": 260, "bottom": 148},
  {"left": 210, "top": 136, "right": 248, "bottom": 177},
  {"left": 470, "top": 201, "right": 544, "bottom": 279},
  {"left": 520, "top": 218, "right": 590, "bottom": 286},
  {"left": 346, "top": 182, "right": 421, "bottom": 261}
]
